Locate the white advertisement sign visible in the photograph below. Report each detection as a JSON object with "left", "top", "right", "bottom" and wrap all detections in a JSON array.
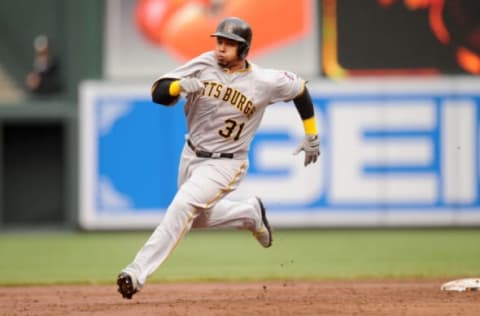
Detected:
[{"left": 79, "top": 78, "right": 480, "bottom": 229}]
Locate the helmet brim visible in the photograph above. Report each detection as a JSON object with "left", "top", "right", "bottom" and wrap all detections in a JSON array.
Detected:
[{"left": 210, "top": 32, "right": 247, "bottom": 43}]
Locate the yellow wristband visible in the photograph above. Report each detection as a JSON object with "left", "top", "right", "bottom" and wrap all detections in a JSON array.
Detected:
[
  {"left": 169, "top": 80, "right": 181, "bottom": 96},
  {"left": 303, "top": 117, "right": 318, "bottom": 135}
]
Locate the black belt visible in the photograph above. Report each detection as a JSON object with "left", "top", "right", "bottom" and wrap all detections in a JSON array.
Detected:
[{"left": 187, "top": 140, "right": 234, "bottom": 159}]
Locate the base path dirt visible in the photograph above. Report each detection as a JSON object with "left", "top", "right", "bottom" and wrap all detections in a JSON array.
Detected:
[{"left": 1, "top": 279, "right": 479, "bottom": 315}]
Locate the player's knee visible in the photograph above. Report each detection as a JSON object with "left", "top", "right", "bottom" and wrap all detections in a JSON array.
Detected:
[
  {"left": 169, "top": 194, "right": 195, "bottom": 213},
  {"left": 174, "top": 189, "right": 212, "bottom": 210}
]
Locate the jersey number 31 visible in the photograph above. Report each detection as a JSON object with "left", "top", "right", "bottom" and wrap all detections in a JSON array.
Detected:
[{"left": 219, "top": 119, "right": 245, "bottom": 141}]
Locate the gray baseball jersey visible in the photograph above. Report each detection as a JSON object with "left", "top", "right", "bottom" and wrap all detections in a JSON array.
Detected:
[
  {"left": 121, "top": 51, "right": 304, "bottom": 290},
  {"left": 160, "top": 51, "right": 305, "bottom": 158}
]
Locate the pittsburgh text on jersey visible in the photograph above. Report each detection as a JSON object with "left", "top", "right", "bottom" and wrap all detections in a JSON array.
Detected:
[{"left": 201, "top": 81, "right": 256, "bottom": 119}]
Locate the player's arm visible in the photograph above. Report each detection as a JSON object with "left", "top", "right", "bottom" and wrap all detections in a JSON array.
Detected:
[
  {"left": 292, "top": 85, "right": 321, "bottom": 166},
  {"left": 151, "top": 78, "right": 181, "bottom": 106},
  {"left": 293, "top": 86, "right": 317, "bottom": 135},
  {"left": 151, "top": 77, "right": 204, "bottom": 106}
]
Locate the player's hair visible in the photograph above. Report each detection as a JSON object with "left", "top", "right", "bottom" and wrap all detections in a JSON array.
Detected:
[{"left": 211, "top": 17, "right": 252, "bottom": 59}]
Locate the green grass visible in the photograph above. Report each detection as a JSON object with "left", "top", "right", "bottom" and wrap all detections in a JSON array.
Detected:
[{"left": 0, "top": 229, "right": 479, "bottom": 285}]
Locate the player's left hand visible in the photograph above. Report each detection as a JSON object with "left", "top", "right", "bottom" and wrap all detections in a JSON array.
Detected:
[
  {"left": 179, "top": 77, "right": 204, "bottom": 94},
  {"left": 293, "top": 134, "right": 320, "bottom": 166}
]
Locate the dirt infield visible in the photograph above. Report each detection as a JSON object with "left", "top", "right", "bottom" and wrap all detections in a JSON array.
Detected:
[{"left": 1, "top": 279, "right": 479, "bottom": 316}]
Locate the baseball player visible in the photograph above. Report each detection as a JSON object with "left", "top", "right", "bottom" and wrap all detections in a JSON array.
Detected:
[{"left": 117, "top": 17, "right": 320, "bottom": 299}]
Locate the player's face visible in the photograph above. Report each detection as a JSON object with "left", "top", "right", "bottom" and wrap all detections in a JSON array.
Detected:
[{"left": 214, "top": 37, "right": 244, "bottom": 70}]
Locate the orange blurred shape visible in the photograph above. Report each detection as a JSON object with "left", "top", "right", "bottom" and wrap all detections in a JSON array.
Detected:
[
  {"left": 378, "top": 0, "right": 396, "bottom": 7},
  {"left": 141, "top": 0, "right": 310, "bottom": 60},
  {"left": 378, "top": 1, "right": 449, "bottom": 44},
  {"left": 135, "top": 0, "right": 189, "bottom": 44},
  {"left": 400, "top": 0, "right": 449, "bottom": 44},
  {"left": 160, "top": 4, "right": 218, "bottom": 60},
  {"left": 404, "top": 0, "right": 431, "bottom": 10},
  {"left": 457, "top": 47, "right": 480, "bottom": 74},
  {"left": 223, "top": 0, "right": 311, "bottom": 56},
  {"left": 426, "top": 0, "right": 449, "bottom": 44}
]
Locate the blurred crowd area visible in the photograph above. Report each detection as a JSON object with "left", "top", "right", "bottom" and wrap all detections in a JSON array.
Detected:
[
  {"left": 0, "top": 0, "right": 103, "bottom": 106},
  {"left": 0, "top": 34, "right": 62, "bottom": 104}
]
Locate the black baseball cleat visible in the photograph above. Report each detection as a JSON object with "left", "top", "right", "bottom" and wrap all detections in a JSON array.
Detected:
[
  {"left": 117, "top": 272, "right": 138, "bottom": 299},
  {"left": 253, "top": 197, "right": 273, "bottom": 248}
]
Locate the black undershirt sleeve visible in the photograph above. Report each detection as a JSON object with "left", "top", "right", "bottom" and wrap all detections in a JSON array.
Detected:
[
  {"left": 293, "top": 86, "right": 315, "bottom": 120},
  {"left": 151, "top": 78, "right": 179, "bottom": 106}
]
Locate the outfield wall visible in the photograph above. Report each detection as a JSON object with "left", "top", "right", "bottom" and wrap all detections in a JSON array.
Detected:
[{"left": 79, "top": 77, "right": 480, "bottom": 229}]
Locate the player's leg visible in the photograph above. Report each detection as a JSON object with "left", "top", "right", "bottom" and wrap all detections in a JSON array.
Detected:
[
  {"left": 118, "top": 155, "right": 248, "bottom": 298},
  {"left": 193, "top": 197, "right": 273, "bottom": 248},
  {"left": 185, "top": 153, "right": 267, "bottom": 236},
  {"left": 119, "top": 193, "right": 198, "bottom": 296},
  {"left": 187, "top": 148, "right": 272, "bottom": 247},
  {"left": 118, "top": 145, "right": 197, "bottom": 298},
  {"left": 192, "top": 197, "right": 257, "bottom": 230}
]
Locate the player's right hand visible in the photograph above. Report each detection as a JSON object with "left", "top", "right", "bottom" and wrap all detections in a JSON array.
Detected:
[
  {"left": 293, "top": 134, "right": 320, "bottom": 167},
  {"left": 179, "top": 77, "right": 204, "bottom": 94}
]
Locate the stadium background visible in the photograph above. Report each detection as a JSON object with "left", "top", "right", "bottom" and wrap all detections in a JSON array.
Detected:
[{"left": 1, "top": 0, "right": 479, "bottom": 230}]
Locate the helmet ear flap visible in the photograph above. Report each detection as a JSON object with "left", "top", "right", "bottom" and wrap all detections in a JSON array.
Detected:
[{"left": 238, "top": 42, "right": 249, "bottom": 59}]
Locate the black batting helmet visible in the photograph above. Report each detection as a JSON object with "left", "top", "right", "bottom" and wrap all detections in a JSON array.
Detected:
[{"left": 211, "top": 17, "right": 252, "bottom": 59}]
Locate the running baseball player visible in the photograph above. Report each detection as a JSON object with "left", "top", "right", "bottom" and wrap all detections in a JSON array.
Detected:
[{"left": 117, "top": 17, "right": 320, "bottom": 299}]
